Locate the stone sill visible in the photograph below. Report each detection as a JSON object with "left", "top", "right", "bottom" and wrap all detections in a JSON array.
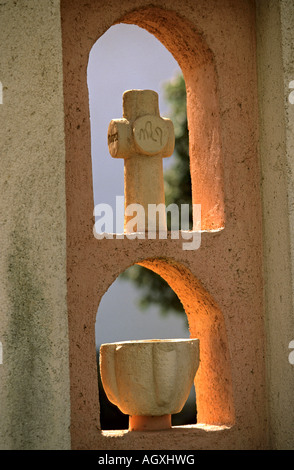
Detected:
[
  {"left": 102, "top": 423, "right": 231, "bottom": 437},
  {"left": 98, "top": 424, "right": 235, "bottom": 450},
  {"left": 94, "top": 229, "right": 224, "bottom": 239},
  {"left": 98, "top": 424, "right": 238, "bottom": 451}
]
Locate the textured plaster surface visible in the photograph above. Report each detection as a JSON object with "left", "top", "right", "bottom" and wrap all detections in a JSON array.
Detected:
[
  {"left": 256, "top": 0, "right": 294, "bottom": 450},
  {"left": 0, "top": 0, "right": 70, "bottom": 449},
  {"left": 1, "top": 0, "right": 293, "bottom": 452},
  {"left": 61, "top": 0, "right": 267, "bottom": 450}
]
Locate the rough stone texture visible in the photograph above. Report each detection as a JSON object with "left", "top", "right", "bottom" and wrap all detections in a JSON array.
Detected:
[
  {"left": 61, "top": 0, "right": 267, "bottom": 449},
  {"left": 0, "top": 0, "right": 70, "bottom": 449},
  {"left": 256, "top": 0, "right": 294, "bottom": 450},
  {"left": 0, "top": 0, "right": 293, "bottom": 451}
]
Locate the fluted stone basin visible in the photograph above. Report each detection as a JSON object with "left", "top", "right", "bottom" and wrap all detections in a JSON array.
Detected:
[{"left": 100, "top": 338, "right": 200, "bottom": 431}]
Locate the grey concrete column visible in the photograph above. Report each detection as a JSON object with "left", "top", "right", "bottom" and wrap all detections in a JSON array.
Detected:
[
  {"left": 0, "top": 0, "right": 70, "bottom": 449},
  {"left": 256, "top": 0, "right": 294, "bottom": 450}
]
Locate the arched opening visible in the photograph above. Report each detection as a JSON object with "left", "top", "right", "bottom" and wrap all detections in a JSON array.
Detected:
[
  {"left": 87, "top": 24, "right": 183, "bottom": 226},
  {"left": 87, "top": 23, "right": 194, "bottom": 235},
  {"left": 96, "top": 265, "right": 197, "bottom": 430},
  {"left": 95, "top": 258, "right": 235, "bottom": 431}
]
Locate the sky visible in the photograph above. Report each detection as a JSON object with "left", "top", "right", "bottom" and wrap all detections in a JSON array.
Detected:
[{"left": 87, "top": 24, "right": 189, "bottom": 348}]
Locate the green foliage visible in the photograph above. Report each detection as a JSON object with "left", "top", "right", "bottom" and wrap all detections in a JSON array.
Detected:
[
  {"left": 121, "top": 73, "right": 192, "bottom": 317},
  {"left": 164, "top": 74, "right": 192, "bottom": 230},
  {"left": 121, "top": 264, "right": 183, "bottom": 315}
]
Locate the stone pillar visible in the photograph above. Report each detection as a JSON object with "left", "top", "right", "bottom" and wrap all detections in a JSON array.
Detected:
[
  {"left": 0, "top": 0, "right": 70, "bottom": 450},
  {"left": 256, "top": 0, "right": 294, "bottom": 450}
]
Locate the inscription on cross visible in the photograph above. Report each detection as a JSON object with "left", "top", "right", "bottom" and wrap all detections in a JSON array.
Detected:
[{"left": 108, "top": 89, "right": 175, "bottom": 233}]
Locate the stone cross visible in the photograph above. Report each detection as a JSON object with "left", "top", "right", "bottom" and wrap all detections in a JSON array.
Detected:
[{"left": 107, "top": 89, "right": 175, "bottom": 233}]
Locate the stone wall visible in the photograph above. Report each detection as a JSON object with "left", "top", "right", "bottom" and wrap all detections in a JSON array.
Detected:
[
  {"left": 0, "top": 0, "right": 70, "bottom": 450},
  {"left": 0, "top": 0, "right": 293, "bottom": 451},
  {"left": 61, "top": 0, "right": 266, "bottom": 449},
  {"left": 256, "top": 0, "right": 294, "bottom": 450}
]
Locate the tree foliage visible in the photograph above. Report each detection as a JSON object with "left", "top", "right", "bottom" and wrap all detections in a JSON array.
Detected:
[
  {"left": 164, "top": 74, "right": 192, "bottom": 224},
  {"left": 121, "top": 73, "right": 192, "bottom": 317}
]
